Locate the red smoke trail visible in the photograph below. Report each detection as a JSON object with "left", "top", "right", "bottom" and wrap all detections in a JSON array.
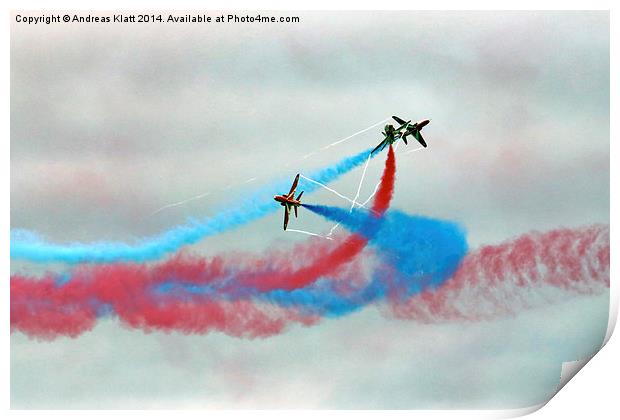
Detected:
[
  {"left": 10, "top": 147, "right": 395, "bottom": 339},
  {"left": 11, "top": 275, "right": 98, "bottom": 339},
  {"left": 10, "top": 223, "right": 609, "bottom": 340},
  {"left": 389, "top": 224, "right": 610, "bottom": 322},
  {"left": 11, "top": 269, "right": 319, "bottom": 340}
]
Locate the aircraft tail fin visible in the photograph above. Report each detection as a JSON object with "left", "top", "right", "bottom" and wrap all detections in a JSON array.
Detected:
[
  {"left": 294, "top": 206, "right": 298, "bottom": 218},
  {"left": 283, "top": 207, "right": 289, "bottom": 230},
  {"left": 296, "top": 191, "right": 303, "bottom": 201}
]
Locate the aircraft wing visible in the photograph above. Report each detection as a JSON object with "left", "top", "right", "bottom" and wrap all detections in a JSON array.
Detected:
[
  {"left": 283, "top": 207, "right": 290, "bottom": 230},
  {"left": 287, "top": 174, "right": 300, "bottom": 198},
  {"left": 392, "top": 115, "right": 407, "bottom": 125},
  {"left": 414, "top": 131, "right": 428, "bottom": 148}
]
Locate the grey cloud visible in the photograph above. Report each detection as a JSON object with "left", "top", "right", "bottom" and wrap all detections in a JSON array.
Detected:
[{"left": 11, "top": 11, "right": 609, "bottom": 408}]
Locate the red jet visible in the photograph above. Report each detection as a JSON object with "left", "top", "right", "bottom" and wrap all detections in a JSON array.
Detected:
[{"left": 274, "top": 174, "right": 304, "bottom": 230}]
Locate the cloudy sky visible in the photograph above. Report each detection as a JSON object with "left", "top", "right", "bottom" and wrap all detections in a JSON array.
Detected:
[{"left": 11, "top": 11, "right": 609, "bottom": 408}]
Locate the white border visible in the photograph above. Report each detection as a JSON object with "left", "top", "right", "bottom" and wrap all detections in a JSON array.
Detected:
[{"left": 4, "top": 1, "right": 616, "bottom": 418}]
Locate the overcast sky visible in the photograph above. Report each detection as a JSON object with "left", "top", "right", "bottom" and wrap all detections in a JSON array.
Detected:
[{"left": 11, "top": 11, "right": 609, "bottom": 409}]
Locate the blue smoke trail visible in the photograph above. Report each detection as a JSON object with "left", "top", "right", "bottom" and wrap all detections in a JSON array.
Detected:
[
  {"left": 303, "top": 205, "right": 468, "bottom": 281},
  {"left": 266, "top": 207, "right": 469, "bottom": 316},
  {"left": 11, "top": 148, "right": 374, "bottom": 264},
  {"left": 364, "top": 211, "right": 468, "bottom": 289},
  {"left": 153, "top": 209, "right": 468, "bottom": 318}
]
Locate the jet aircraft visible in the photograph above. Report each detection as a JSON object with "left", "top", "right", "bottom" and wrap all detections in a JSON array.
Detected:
[
  {"left": 371, "top": 115, "right": 430, "bottom": 154},
  {"left": 273, "top": 174, "right": 304, "bottom": 230}
]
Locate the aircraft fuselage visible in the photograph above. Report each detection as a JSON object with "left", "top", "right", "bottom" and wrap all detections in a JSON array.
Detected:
[
  {"left": 414, "top": 119, "right": 430, "bottom": 130},
  {"left": 273, "top": 195, "right": 301, "bottom": 207}
]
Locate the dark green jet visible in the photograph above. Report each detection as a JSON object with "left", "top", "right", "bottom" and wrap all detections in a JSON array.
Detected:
[{"left": 371, "top": 115, "right": 430, "bottom": 155}]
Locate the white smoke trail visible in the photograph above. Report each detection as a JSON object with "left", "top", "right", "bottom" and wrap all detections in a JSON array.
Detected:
[
  {"left": 301, "top": 117, "right": 389, "bottom": 160},
  {"left": 150, "top": 192, "right": 212, "bottom": 216},
  {"left": 299, "top": 174, "right": 371, "bottom": 210},
  {"left": 286, "top": 229, "right": 334, "bottom": 240},
  {"left": 403, "top": 146, "right": 425, "bottom": 155},
  {"left": 350, "top": 154, "right": 371, "bottom": 211},
  {"left": 327, "top": 223, "right": 341, "bottom": 237},
  {"left": 151, "top": 119, "right": 387, "bottom": 215},
  {"left": 328, "top": 142, "right": 408, "bottom": 236},
  {"left": 326, "top": 153, "right": 371, "bottom": 238},
  {"left": 360, "top": 182, "right": 381, "bottom": 208},
  {"left": 150, "top": 177, "right": 257, "bottom": 216}
]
